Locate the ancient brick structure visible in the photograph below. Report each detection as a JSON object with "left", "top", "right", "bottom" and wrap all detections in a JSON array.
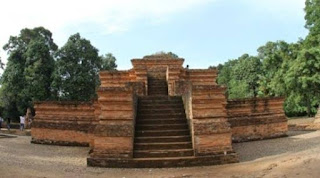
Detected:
[
  {"left": 31, "top": 101, "right": 96, "bottom": 146},
  {"left": 31, "top": 54, "right": 287, "bottom": 168},
  {"left": 227, "top": 97, "right": 288, "bottom": 142}
]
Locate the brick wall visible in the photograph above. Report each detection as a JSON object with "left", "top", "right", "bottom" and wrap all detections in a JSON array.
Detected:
[
  {"left": 191, "top": 85, "right": 233, "bottom": 156},
  {"left": 89, "top": 70, "right": 141, "bottom": 159},
  {"left": 31, "top": 101, "right": 96, "bottom": 146},
  {"left": 227, "top": 97, "right": 288, "bottom": 142},
  {"left": 89, "top": 87, "right": 136, "bottom": 158},
  {"left": 180, "top": 69, "right": 218, "bottom": 86},
  {"left": 175, "top": 78, "right": 235, "bottom": 157},
  {"left": 131, "top": 57, "right": 184, "bottom": 95},
  {"left": 100, "top": 70, "right": 136, "bottom": 88}
]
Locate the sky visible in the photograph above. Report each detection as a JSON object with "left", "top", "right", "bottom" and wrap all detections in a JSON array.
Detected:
[{"left": 0, "top": 0, "right": 308, "bottom": 70}]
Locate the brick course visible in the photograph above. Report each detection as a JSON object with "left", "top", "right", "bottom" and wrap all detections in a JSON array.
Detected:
[
  {"left": 227, "top": 97, "right": 288, "bottom": 142},
  {"left": 31, "top": 54, "right": 288, "bottom": 168}
]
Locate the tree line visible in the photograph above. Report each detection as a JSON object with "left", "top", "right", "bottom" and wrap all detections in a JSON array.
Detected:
[
  {"left": 213, "top": 0, "right": 320, "bottom": 117},
  {"left": 0, "top": 28, "right": 117, "bottom": 121},
  {"left": 1, "top": 0, "right": 319, "bottom": 120}
]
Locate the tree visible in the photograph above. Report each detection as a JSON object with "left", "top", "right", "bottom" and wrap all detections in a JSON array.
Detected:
[
  {"left": 304, "top": 0, "right": 320, "bottom": 48},
  {"left": 1, "top": 27, "right": 57, "bottom": 120},
  {"left": 0, "top": 57, "right": 4, "bottom": 69},
  {"left": 285, "top": 47, "right": 320, "bottom": 116},
  {"left": 216, "top": 54, "right": 262, "bottom": 99},
  {"left": 215, "top": 59, "right": 238, "bottom": 86},
  {"left": 257, "top": 41, "right": 302, "bottom": 96},
  {"left": 167, "top": 52, "right": 179, "bottom": 58},
  {"left": 100, "top": 53, "right": 117, "bottom": 70},
  {"left": 144, "top": 51, "right": 179, "bottom": 58},
  {"left": 213, "top": 1, "right": 320, "bottom": 117},
  {"left": 51, "top": 33, "right": 101, "bottom": 101},
  {"left": 305, "top": 0, "right": 320, "bottom": 36},
  {"left": 232, "top": 54, "right": 262, "bottom": 98}
]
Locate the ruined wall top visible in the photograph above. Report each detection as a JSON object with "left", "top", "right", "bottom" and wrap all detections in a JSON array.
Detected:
[{"left": 131, "top": 54, "right": 184, "bottom": 70}]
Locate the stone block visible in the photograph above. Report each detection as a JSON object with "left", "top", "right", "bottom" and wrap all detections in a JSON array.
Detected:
[
  {"left": 194, "top": 133, "right": 233, "bottom": 156},
  {"left": 93, "top": 121, "right": 134, "bottom": 137},
  {"left": 91, "top": 137, "right": 133, "bottom": 158}
]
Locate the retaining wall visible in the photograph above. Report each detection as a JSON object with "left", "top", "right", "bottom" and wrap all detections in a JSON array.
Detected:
[
  {"left": 31, "top": 101, "right": 96, "bottom": 146},
  {"left": 227, "top": 97, "right": 288, "bottom": 142}
]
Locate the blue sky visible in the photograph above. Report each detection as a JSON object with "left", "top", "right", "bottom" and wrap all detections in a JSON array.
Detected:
[{"left": 0, "top": 0, "right": 308, "bottom": 70}]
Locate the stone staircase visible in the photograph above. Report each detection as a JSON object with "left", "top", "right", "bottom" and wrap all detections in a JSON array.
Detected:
[
  {"left": 147, "top": 76, "right": 168, "bottom": 96},
  {"left": 134, "top": 96, "right": 193, "bottom": 159},
  {"left": 87, "top": 74, "right": 238, "bottom": 168},
  {"left": 134, "top": 74, "right": 194, "bottom": 160}
]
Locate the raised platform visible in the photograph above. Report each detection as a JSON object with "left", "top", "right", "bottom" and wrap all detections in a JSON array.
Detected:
[{"left": 87, "top": 152, "right": 238, "bottom": 168}]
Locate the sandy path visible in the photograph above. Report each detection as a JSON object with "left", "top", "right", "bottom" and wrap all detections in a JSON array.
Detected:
[{"left": 1, "top": 131, "right": 320, "bottom": 178}]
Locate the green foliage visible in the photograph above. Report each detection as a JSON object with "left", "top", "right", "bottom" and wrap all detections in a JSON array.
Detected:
[
  {"left": 51, "top": 33, "right": 101, "bottom": 101},
  {"left": 144, "top": 51, "right": 179, "bottom": 58},
  {"left": 305, "top": 0, "right": 320, "bottom": 36},
  {"left": 0, "top": 28, "right": 118, "bottom": 120},
  {"left": 227, "top": 79, "right": 249, "bottom": 99},
  {"left": 100, "top": 53, "right": 117, "bottom": 71},
  {"left": 1, "top": 27, "right": 57, "bottom": 120},
  {"left": 217, "top": 54, "right": 262, "bottom": 99},
  {"left": 284, "top": 48, "right": 320, "bottom": 116},
  {"left": 257, "top": 41, "right": 302, "bottom": 96},
  {"left": 0, "top": 57, "right": 4, "bottom": 69},
  {"left": 167, "top": 52, "right": 179, "bottom": 58},
  {"left": 304, "top": 0, "right": 320, "bottom": 49}
]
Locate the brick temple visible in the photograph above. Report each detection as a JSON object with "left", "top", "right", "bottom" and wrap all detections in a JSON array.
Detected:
[{"left": 31, "top": 55, "right": 288, "bottom": 168}]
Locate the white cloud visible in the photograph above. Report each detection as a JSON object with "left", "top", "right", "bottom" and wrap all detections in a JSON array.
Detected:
[{"left": 0, "top": 0, "right": 214, "bottom": 67}]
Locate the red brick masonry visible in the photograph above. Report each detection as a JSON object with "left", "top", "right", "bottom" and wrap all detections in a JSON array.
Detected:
[
  {"left": 31, "top": 55, "right": 287, "bottom": 168},
  {"left": 227, "top": 97, "right": 288, "bottom": 142}
]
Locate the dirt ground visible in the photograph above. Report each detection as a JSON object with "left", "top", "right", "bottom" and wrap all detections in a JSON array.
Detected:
[
  {"left": 287, "top": 117, "right": 315, "bottom": 125},
  {"left": 1, "top": 130, "right": 320, "bottom": 178}
]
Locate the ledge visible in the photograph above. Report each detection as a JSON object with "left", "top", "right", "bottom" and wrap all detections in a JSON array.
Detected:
[
  {"left": 31, "top": 138, "right": 89, "bottom": 147},
  {"left": 87, "top": 153, "right": 238, "bottom": 168}
]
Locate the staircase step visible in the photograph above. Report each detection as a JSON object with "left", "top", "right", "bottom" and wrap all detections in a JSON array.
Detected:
[
  {"left": 148, "top": 91, "right": 168, "bottom": 94},
  {"left": 139, "top": 97, "right": 180, "bottom": 100},
  {"left": 148, "top": 93, "right": 168, "bottom": 95},
  {"left": 139, "top": 101, "right": 182, "bottom": 105},
  {"left": 148, "top": 87, "right": 167, "bottom": 90},
  {"left": 138, "top": 114, "right": 186, "bottom": 120},
  {"left": 148, "top": 81, "right": 166, "bottom": 83},
  {"left": 148, "top": 89, "right": 168, "bottom": 92},
  {"left": 136, "top": 118, "right": 187, "bottom": 125},
  {"left": 148, "top": 93, "right": 168, "bottom": 96},
  {"left": 136, "top": 124, "right": 188, "bottom": 130},
  {"left": 139, "top": 96, "right": 180, "bottom": 99},
  {"left": 139, "top": 112, "right": 186, "bottom": 116},
  {"left": 138, "top": 105, "right": 184, "bottom": 110},
  {"left": 135, "top": 136, "right": 191, "bottom": 143},
  {"left": 88, "top": 152, "right": 239, "bottom": 168},
  {"left": 139, "top": 108, "right": 184, "bottom": 111},
  {"left": 148, "top": 84, "right": 167, "bottom": 86},
  {"left": 139, "top": 99, "right": 181, "bottom": 101},
  {"left": 139, "top": 100, "right": 181, "bottom": 102},
  {"left": 148, "top": 83, "right": 167, "bottom": 86},
  {"left": 135, "top": 129, "right": 190, "bottom": 137},
  {"left": 134, "top": 149, "right": 194, "bottom": 158},
  {"left": 148, "top": 86, "right": 167, "bottom": 88},
  {"left": 149, "top": 84, "right": 166, "bottom": 86},
  {"left": 134, "top": 142, "right": 192, "bottom": 150},
  {"left": 139, "top": 110, "right": 185, "bottom": 115},
  {"left": 148, "top": 89, "right": 167, "bottom": 91}
]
